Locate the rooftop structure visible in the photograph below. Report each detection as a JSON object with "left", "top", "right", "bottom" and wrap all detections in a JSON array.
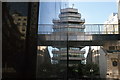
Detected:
[
  {"left": 53, "top": 8, "right": 85, "bottom": 34},
  {"left": 52, "top": 8, "right": 86, "bottom": 65}
]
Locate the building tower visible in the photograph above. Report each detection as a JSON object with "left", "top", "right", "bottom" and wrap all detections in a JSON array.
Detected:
[
  {"left": 52, "top": 8, "right": 85, "bottom": 66},
  {"left": 2, "top": 2, "right": 39, "bottom": 79},
  {"left": 12, "top": 13, "right": 27, "bottom": 40}
]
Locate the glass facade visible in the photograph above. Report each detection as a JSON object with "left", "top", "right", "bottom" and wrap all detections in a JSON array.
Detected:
[
  {"left": 38, "top": 2, "right": 120, "bottom": 80},
  {"left": 2, "top": 2, "right": 39, "bottom": 79},
  {"left": 2, "top": 1, "right": 120, "bottom": 80},
  {"left": 37, "top": 2, "right": 87, "bottom": 79}
]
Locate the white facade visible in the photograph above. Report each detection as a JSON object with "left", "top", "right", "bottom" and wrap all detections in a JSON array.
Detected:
[
  {"left": 98, "top": 47, "right": 107, "bottom": 78},
  {"left": 104, "top": 13, "right": 118, "bottom": 34},
  {"left": 52, "top": 8, "right": 86, "bottom": 65},
  {"left": 118, "top": 0, "right": 120, "bottom": 20}
]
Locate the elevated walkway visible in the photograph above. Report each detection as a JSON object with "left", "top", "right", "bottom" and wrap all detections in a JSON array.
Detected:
[
  {"left": 38, "top": 34, "right": 119, "bottom": 46},
  {"left": 38, "top": 24, "right": 120, "bottom": 46}
]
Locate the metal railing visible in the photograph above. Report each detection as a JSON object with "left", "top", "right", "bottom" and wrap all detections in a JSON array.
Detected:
[
  {"left": 60, "top": 8, "right": 78, "bottom": 13},
  {"left": 84, "top": 24, "right": 119, "bottom": 34},
  {"left": 38, "top": 24, "right": 119, "bottom": 35}
]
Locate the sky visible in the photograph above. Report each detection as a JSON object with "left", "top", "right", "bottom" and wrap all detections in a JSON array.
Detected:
[
  {"left": 39, "top": 2, "right": 118, "bottom": 24},
  {"left": 74, "top": 2, "right": 118, "bottom": 24},
  {"left": 38, "top": 2, "right": 118, "bottom": 32}
]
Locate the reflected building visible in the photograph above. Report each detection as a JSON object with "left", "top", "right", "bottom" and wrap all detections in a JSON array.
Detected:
[
  {"left": 86, "top": 42, "right": 120, "bottom": 79},
  {"left": 12, "top": 13, "right": 27, "bottom": 40},
  {"left": 103, "top": 9, "right": 120, "bottom": 79},
  {"left": 103, "top": 41, "right": 120, "bottom": 79},
  {"left": 86, "top": 46, "right": 107, "bottom": 78},
  {"left": 86, "top": 47, "right": 94, "bottom": 64},
  {"left": 52, "top": 8, "right": 85, "bottom": 66},
  {"left": 2, "top": 2, "right": 39, "bottom": 79},
  {"left": 36, "top": 46, "right": 51, "bottom": 78},
  {"left": 38, "top": 2, "right": 61, "bottom": 33},
  {"left": 37, "top": 46, "right": 51, "bottom": 65}
]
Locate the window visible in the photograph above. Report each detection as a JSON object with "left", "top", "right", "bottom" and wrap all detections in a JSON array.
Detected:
[
  {"left": 23, "top": 23, "right": 26, "bottom": 25},
  {"left": 109, "top": 46, "right": 115, "bottom": 50},
  {"left": 24, "top": 18, "right": 27, "bottom": 21},
  {"left": 18, "top": 18, "right": 21, "bottom": 21},
  {"left": 22, "top": 27, "right": 25, "bottom": 31},
  {"left": 112, "top": 61, "right": 117, "bottom": 67},
  {"left": 17, "top": 23, "right": 20, "bottom": 25}
]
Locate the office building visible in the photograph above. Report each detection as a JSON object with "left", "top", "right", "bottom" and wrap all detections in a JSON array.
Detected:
[
  {"left": 2, "top": 2, "right": 39, "bottom": 79},
  {"left": 36, "top": 46, "right": 52, "bottom": 78},
  {"left": 103, "top": 41, "right": 120, "bottom": 79},
  {"left": 52, "top": 8, "right": 85, "bottom": 66},
  {"left": 86, "top": 47, "right": 100, "bottom": 65},
  {"left": 103, "top": 11, "right": 120, "bottom": 79},
  {"left": 12, "top": 13, "right": 27, "bottom": 40},
  {"left": 86, "top": 43, "right": 120, "bottom": 79}
]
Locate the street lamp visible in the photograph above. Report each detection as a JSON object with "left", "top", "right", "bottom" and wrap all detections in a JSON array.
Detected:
[{"left": 90, "top": 69, "right": 94, "bottom": 80}]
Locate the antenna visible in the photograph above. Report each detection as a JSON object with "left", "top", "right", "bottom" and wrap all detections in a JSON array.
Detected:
[
  {"left": 72, "top": 4, "right": 74, "bottom": 8},
  {"left": 55, "top": 1, "right": 57, "bottom": 18},
  {"left": 65, "top": 4, "right": 67, "bottom": 8},
  {"left": 59, "top": 2, "right": 61, "bottom": 9}
]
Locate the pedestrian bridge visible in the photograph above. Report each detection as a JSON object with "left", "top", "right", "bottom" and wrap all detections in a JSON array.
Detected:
[{"left": 38, "top": 24, "right": 120, "bottom": 46}]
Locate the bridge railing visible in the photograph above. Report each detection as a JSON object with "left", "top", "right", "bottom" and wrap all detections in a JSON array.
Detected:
[
  {"left": 84, "top": 24, "right": 119, "bottom": 34},
  {"left": 38, "top": 24, "right": 119, "bottom": 34}
]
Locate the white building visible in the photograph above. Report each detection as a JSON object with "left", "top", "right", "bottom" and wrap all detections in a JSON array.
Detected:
[
  {"left": 52, "top": 8, "right": 86, "bottom": 65},
  {"left": 103, "top": 41, "right": 120, "bottom": 79},
  {"left": 104, "top": 13, "right": 118, "bottom": 34}
]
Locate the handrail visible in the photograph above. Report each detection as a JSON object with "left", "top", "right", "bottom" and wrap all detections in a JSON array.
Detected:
[{"left": 38, "top": 24, "right": 119, "bottom": 35}]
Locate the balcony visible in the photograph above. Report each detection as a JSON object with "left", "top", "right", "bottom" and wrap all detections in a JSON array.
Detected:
[
  {"left": 52, "top": 50, "right": 85, "bottom": 54},
  {"left": 60, "top": 57, "right": 85, "bottom": 60},
  {"left": 52, "top": 57, "right": 85, "bottom": 60},
  {"left": 53, "top": 24, "right": 85, "bottom": 29},
  {"left": 53, "top": 18, "right": 85, "bottom": 23},
  {"left": 69, "top": 50, "right": 85, "bottom": 54},
  {"left": 60, "top": 18, "right": 85, "bottom": 23},
  {"left": 52, "top": 19, "right": 60, "bottom": 23},
  {"left": 59, "top": 13, "right": 81, "bottom": 18},
  {"left": 61, "top": 8, "right": 78, "bottom": 13},
  {"left": 69, "top": 57, "right": 85, "bottom": 60}
]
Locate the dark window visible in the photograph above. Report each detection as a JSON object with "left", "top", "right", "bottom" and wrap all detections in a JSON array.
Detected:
[
  {"left": 23, "top": 23, "right": 26, "bottom": 25},
  {"left": 18, "top": 18, "right": 21, "bottom": 21},
  {"left": 24, "top": 18, "right": 27, "bottom": 21},
  {"left": 112, "top": 61, "right": 117, "bottom": 67},
  {"left": 117, "top": 46, "right": 120, "bottom": 50},
  {"left": 17, "top": 23, "right": 20, "bottom": 25},
  {"left": 22, "top": 28, "right": 25, "bottom": 31},
  {"left": 109, "top": 46, "right": 115, "bottom": 50}
]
